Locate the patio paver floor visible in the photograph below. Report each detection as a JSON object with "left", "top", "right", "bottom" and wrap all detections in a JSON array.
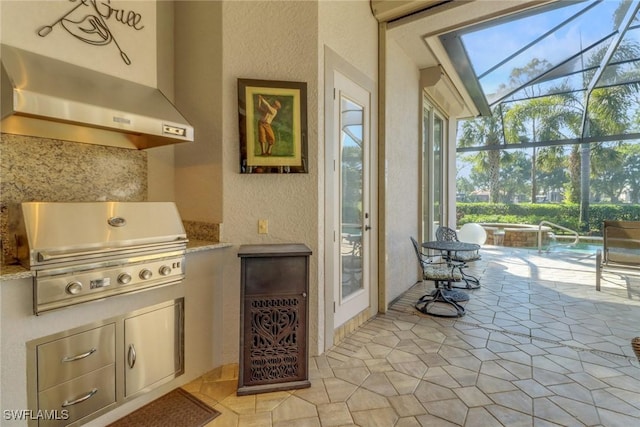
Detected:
[{"left": 185, "top": 245, "right": 640, "bottom": 426}]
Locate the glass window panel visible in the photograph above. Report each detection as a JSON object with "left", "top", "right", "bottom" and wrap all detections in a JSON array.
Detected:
[
  {"left": 433, "top": 114, "right": 443, "bottom": 232},
  {"left": 457, "top": 140, "right": 640, "bottom": 207},
  {"left": 597, "top": 60, "right": 640, "bottom": 87},
  {"left": 466, "top": 1, "right": 626, "bottom": 100},
  {"left": 449, "top": 0, "right": 640, "bottom": 150},
  {"left": 586, "top": 84, "right": 640, "bottom": 137},
  {"left": 422, "top": 101, "right": 431, "bottom": 242},
  {"left": 500, "top": 96, "right": 582, "bottom": 145},
  {"left": 611, "top": 27, "right": 640, "bottom": 62},
  {"left": 497, "top": 73, "right": 587, "bottom": 105},
  {"left": 462, "top": 1, "right": 591, "bottom": 76},
  {"left": 340, "top": 96, "right": 364, "bottom": 300}
]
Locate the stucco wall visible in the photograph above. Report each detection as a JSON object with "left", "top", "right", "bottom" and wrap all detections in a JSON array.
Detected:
[
  {"left": 385, "top": 38, "right": 422, "bottom": 303},
  {"left": 319, "top": 0, "right": 378, "bottom": 84},
  {"left": 220, "top": 0, "right": 320, "bottom": 362},
  {"left": 173, "top": 1, "right": 223, "bottom": 223}
]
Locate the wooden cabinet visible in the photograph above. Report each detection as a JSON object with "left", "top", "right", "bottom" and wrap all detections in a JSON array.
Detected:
[{"left": 237, "top": 244, "right": 311, "bottom": 395}]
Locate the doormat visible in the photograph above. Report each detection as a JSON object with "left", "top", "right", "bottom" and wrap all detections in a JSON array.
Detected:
[{"left": 107, "top": 388, "right": 221, "bottom": 427}]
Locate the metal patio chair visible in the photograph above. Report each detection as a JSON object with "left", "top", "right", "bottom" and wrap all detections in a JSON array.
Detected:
[
  {"left": 410, "top": 237, "right": 466, "bottom": 317},
  {"left": 435, "top": 226, "right": 481, "bottom": 289}
]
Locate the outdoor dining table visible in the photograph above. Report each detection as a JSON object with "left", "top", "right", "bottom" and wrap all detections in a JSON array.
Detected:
[
  {"left": 422, "top": 240, "right": 481, "bottom": 270},
  {"left": 418, "top": 240, "right": 481, "bottom": 316}
]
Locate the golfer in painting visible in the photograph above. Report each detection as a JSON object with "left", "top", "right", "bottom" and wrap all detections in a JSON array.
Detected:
[{"left": 257, "top": 94, "right": 281, "bottom": 156}]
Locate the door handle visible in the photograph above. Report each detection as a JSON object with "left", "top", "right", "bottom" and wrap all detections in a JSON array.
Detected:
[
  {"left": 365, "top": 225, "right": 372, "bottom": 231},
  {"left": 127, "top": 344, "right": 136, "bottom": 369}
]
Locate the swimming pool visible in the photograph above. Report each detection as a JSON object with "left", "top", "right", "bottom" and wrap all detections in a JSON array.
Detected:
[{"left": 544, "top": 242, "right": 603, "bottom": 254}]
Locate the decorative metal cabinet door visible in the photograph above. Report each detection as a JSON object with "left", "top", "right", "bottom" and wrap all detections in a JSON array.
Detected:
[{"left": 238, "top": 244, "right": 311, "bottom": 395}]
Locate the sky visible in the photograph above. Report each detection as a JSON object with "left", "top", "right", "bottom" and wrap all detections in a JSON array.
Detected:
[{"left": 459, "top": 0, "right": 629, "bottom": 101}]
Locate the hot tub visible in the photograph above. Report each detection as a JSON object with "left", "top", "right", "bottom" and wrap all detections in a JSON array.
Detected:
[{"left": 479, "top": 223, "right": 552, "bottom": 247}]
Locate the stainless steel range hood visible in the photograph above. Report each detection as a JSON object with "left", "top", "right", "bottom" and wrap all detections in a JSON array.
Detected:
[{"left": 1, "top": 44, "right": 194, "bottom": 150}]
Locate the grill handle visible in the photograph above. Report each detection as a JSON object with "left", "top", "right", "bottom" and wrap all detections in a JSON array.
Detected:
[{"left": 37, "top": 239, "right": 188, "bottom": 263}]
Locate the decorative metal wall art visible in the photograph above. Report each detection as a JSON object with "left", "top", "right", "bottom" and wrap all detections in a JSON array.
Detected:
[{"left": 36, "top": 0, "right": 146, "bottom": 65}]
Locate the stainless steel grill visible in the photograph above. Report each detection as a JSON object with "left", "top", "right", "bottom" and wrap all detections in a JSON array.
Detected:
[{"left": 11, "top": 202, "right": 188, "bottom": 314}]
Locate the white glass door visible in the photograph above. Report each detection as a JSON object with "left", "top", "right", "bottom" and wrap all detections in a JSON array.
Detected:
[
  {"left": 422, "top": 96, "right": 446, "bottom": 242},
  {"left": 333, "top": 71, "right": 371, "bottom": 327}
]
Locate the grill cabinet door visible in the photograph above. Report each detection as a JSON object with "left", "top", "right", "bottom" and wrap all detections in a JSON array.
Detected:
[{"left": 124, "top": 301, "right": 184, "bottom": 397}]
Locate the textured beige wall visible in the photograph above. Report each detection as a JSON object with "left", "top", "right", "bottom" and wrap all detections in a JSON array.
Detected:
[
  {"left": 319, "top": 0, "right": 379, "bottom": 83},
  {"left": 220, "top": 0, "right": 319, "bottom": 362},
  {"left": 385, "top": 38, "right": 422, "bottom": 303},
  {"left": 173, "top": 1, "right": 223, "bottom": 223}
]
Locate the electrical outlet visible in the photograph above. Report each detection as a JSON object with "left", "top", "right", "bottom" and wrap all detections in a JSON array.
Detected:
[{"left": 258, "top": 219, "right": 268, "bottom": 234}]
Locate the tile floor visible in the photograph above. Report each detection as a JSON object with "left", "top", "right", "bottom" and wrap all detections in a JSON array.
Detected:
[{"left": 183, "top": 246, "right": 640, "bottom": 426}]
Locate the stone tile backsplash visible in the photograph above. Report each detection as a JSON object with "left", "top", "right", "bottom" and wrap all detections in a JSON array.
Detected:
[{"left": 182, "top": 221, "right": 220, "bottom": 242}]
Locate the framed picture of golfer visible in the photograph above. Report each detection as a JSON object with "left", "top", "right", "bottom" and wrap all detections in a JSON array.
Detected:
[{"left": 238, "top": 79, "right": 308, "bottom": 173}]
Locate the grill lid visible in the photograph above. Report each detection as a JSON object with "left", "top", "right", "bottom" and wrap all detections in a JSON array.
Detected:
[{"left": 11, "top": 202, "right": 187, "bottom": 269}]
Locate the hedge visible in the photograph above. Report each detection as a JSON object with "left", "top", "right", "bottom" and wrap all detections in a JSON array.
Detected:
[{"left": 456, "top": 203, "right": 640, "bottom": 236}]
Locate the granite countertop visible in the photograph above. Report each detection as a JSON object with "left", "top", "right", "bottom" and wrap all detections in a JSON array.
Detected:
[
  {"left": 0, "top": 264, "right": 33, "bottom": 280},
  {"left": 0, "top": 240, "right": 233, "bottom": 282},
  {"left": 187, "top": 240, "right": 233, "bottom": 252}
]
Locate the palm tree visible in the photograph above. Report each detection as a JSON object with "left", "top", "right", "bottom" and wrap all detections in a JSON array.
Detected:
[
  {"left": 458, "top": 109, "right": 503, "bottom": 203},
  {"left": 503, "top": 94, "right": 580, "bottom": 202}
]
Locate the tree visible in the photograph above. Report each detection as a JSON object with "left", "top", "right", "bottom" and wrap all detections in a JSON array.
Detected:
[
  {"left": 622, "top": 143, "right": 640, "bottom": 203},
  {"left": 498, "top": 150, "right": 531, "bottom": 202},
  {"left": 456, "top": 176, "right": 476, "bottom": 202},
  {"left": 457, "top": 109, "right": 503, "bottom": 203},
  {"left": 590, "top": 146, "right": 625, "bottom": 202},
  {"left": 502, "top": 58, "right": 584, "bottom": 203}
]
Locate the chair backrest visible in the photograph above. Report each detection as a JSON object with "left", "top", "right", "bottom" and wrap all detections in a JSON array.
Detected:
[
  {"left": 410, "top": 236, "right": 458, "bottom": 281},
  {"left": 410, "top": 236, "right": 423, "bottom": 264},
  {"left": 436, "top": 226, "right": 459, "bottom": 242},
  {"left": 603, "top": 220, "right": 640, "bottom": 265},
  {"left": 410, "top": 236, "right": 431, "bottom": 269}
]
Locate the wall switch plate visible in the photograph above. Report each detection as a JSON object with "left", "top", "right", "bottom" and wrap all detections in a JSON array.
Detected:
[{"left": 258, "top": 219, "right": 268, "bottom": 234}]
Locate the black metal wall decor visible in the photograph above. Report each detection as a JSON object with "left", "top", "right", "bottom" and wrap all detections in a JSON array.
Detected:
[{"left": 36, "top": 0, "right": 146, "bottom": 65}]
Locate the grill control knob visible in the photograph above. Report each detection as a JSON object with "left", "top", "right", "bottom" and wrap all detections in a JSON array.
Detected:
[
  {"left": 66, "top": 281, "right": 83, "bottom": 295},
  {"left": 118, "top": 273, "right": 132, "bottom": 285},
  {"left": 159, "top": 265, "right": 172, "bottom": 276},
  {"left": 139, "top": 269, "right": 153, "bottom": 280}
]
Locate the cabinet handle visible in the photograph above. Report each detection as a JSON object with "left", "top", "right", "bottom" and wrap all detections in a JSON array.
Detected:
[
  {"left": 127, "top": 344, "right": 136, "bottom": 369},
  {"left": 61, "top": 388, "right": 98, "bottom": 407},
  {"left": 62, "top": 348, "right": 97, "bottom": 363}
]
